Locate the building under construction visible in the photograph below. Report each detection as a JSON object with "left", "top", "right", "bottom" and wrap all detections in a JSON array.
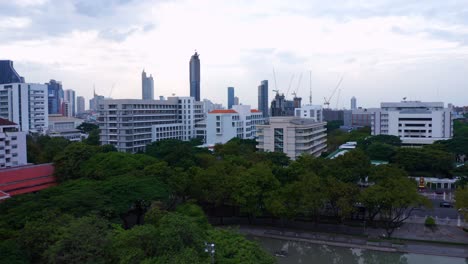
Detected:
[{"left": 270, "top": 92, "right": 302, "bottom": 117}]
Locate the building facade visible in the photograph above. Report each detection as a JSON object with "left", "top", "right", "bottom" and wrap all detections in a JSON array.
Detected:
[
  {"left": 46, "top": 79, "right": 63, "bottom": 115},
  {"left": 371, "top": 101, "right": 453, "bottom": 145},
  {"left": 0, "top": 118, "right": 27, "bottom": 168},
  {"left": 256, "top": 117, "right": 327, "bottom": 160},
  {"left": 351, "top": 96, "right": 357, "bottom": 110},
  {"left": 47, "top": 114, "right": 84, "bottom": 141},
  {"left": 294, "top": 105, "right": 323, "bottom": 122},
  {"left": 142, "top": 70, "right": 154, "bottom": 100},
  {"left": 89, "top": 91, "right": 105, "bottom": 112},
  {"left": 0, "top": 83, "right": 48, "bottom": 132},
  {"left": 189, "top": 52, "right": 201, "bottom": 101},
  {"left": 227, "top": 87, "right": 234, "bottom": 109},
  {"left": 270, "top": 92, "right": 298, "bottom": 117},
  {"left": 205, "top": 105, "right": 264, "bottom": 145},
  {"left": 98, "top": 97, "right": 200, "bottom": 153},
  {"left": 0, "top": 60, "right": 24, "bottom": 84},
  {"left": 77, "top": 96, "right": 85, "bottom": 114},
  {"left": 64, "top": 89, "right": 76, "bottom": 116},
  {"left": 258, "top": 80, "right": 269, "bottom": 118}
]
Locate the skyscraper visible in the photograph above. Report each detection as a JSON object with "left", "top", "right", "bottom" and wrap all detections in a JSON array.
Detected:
[
  {"left": 46, "top": 79, "right": 64, "bottom": 114},
  {"left": 142, "top": 70, "right": 154, "bottom": 100},
  {"left": 351, "top": 96, "right": 357, "bottom": 110},
  {"left": 77, "top": 96, "right": 85, "bottom": 114},
  {"left": 227, "top": 87, "right": 235, "bottom": 109},
  {"left": 64, "top": 89, "right": 76, "bottom": 116},
  {"left": 0, "top": 60, "right": 24, "bottom": 84},
  {"left": 189, "top": 51, "right": 200, "bottom": 101},
  {"left": 258, "top": 80, "right": 269, "bottom": 118},
  {"left": 234, "top": 96, "right": 239, "bottom": 106}
]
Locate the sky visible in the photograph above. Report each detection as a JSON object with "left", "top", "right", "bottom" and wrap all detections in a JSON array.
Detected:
[{"left": 1, "top": 0, "right": 468, "bottom": 109}]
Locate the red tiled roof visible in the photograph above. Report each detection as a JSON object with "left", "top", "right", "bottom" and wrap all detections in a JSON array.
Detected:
[
  {"left": 0, "top": 118, "right": 17, "bottom": 126},
  {"left": 251, "top": 109, "right": 261, "bottom": 113},
  {"left": 209, "top": 109, "right": 237, "bottom": 114}
]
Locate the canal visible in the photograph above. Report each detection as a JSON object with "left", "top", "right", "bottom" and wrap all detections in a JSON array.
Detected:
[{"left": 250, "top": 236, "right": 467, "bottom": 264}]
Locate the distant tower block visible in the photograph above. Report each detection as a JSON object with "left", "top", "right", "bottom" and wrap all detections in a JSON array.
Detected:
[{"left": 351, "top": 96, "right": 357, "bottom": 110}]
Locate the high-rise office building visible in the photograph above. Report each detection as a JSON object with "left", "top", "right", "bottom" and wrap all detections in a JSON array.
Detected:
[
  {"left": 89, "top": 90, "right": 105, "bottom": 111},
  {"left": 351, "top": 96, "right": 357, "bottom": 110},
  {"left": 234, "top": 96, "right": 239, "bottom": 106},
  {"left": 46, "top": 79, "right": 64, "bottom": 114},
  {"left": 227, "top": 87, "right": 235, "bottom": 109},
  {"left": 142, "top": 70, "right": 154, "bottom": 100},
  {"left": 77, "top": 96, "right": 85, "bottom": 114},
  {"left": 0, "top": 60, "right": 24, "bottom": 84},
  {"left": 64, "top": 89, "right": 76, "bottom": 116},
  {"left": 258, "top": 80, "right": 269, "bottom": 118},
  {"left": 0, "top": 83, "right": 48, "bottom": 132},
  {"left": 189, "top": 51, "right": 201, "bottom": 101}
]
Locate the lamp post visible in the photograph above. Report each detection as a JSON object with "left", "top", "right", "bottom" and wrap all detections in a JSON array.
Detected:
[{"left": 204, "top": 242, "right": 215, "bottom": 264}]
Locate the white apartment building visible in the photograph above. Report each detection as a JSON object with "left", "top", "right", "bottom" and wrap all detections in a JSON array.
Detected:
[
  {"left": 47, "top": 114, "right": 84, "bottom": 142},
  {"left": 98, "top": 97, "right": 201, "bottom": 153},
  {"left": 371, "top": 101, "right": 453, "bottom": 145},
  {"left": 0, "top": 83, "right": 48, "bottom": 133},
  {"left": 256, "top": 117, "right": 327, "bottom": 160},
  {"left": 205, "top": 105, "right": 265, "bottom": 145},
  {"left": 0, "top": 118, "right": 27, "bottom": 168},
  {"left": 294, "top": 105, "right": 323, "bottom": 122}
]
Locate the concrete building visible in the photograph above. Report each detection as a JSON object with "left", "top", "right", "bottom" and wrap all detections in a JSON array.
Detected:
[
  {"left": 0, "top": 83, "right": 48, "bottom": 133},
  {"left": 77, "top": 96, "right": 85, "bottom": 114},
  {"left": 64, "top": 89, "right": 76, "bottom": 116},
  {"left": 189, "top": 51, "right": 201, "bottom": 101},
  {"left": 46, "top": 79, "right": 64, "bottom": 115},
  {"left": 258, "top": 80, "right": 269, "bottom": 118},
  {"left": 47, "top": 114, "right": 84, "bottom": 142},
  {"left": 206, "top": 105, "right": 264, "bottom": 145},
  {"left": 371, "top": 101, "right": 453, "bottom": 145},
  {"left": 0, "top": 118, "right": 27, "bottom": 168},
  {"left": 323, "top": 109, "right": 344, "bottom": 122},
  {"left": 227, "top": 87, "right": 235, "bottom": 109},
  {"left": 0, "top": 60, "right": 24, "bottom": 84},
  {"left": 89, "top": 90, "right": 105, "bottom": 111},
  {"left": 256, "top": 116, "right": 327, "bottom": 159},
  {"left": 142, "top": 70, "right": 154, "bottom": 100},
  {"left": 202, "top": 99, "right": 223, "bottom": 114},
  {"left": 234, "top": 96, "right": 239, "bottom": 106},
  {"left": 351, "top": 96, "right": 357, "bottom": 110},
  {"left": 294, "top": 105, "right": 323, "bottom": 122},
  {"left": 343, "top": 108, "right": 373, "bottom": 129},
  {"left": 98, "top": 97, "right": 200, "bottom": 153}
]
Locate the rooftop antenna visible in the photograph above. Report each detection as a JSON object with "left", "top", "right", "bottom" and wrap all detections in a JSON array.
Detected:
[{"left": 309, "top": 71, "right": 312, "bottom": 104}]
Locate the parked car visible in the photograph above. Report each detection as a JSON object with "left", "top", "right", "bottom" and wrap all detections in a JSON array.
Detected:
[{"left": 439, "top": 201, "right": 453, "bottom": 208}]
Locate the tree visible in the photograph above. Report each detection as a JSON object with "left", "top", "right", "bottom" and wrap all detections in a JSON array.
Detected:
[
  {"left": 85, "top": 128, "right": 100, "bottom": 145},
  {"left": 359, "top": 135, "right": 402, "bottom": 149},
  {"left": 53, "top": 143, "right": 100, "bottom": 182},
  {"left": 322, "top": 177, "right": 359, "bottom": 222},
  {"left": 45, "top": 215, "right": 112, "bottom": 264},
  {"left": 455, "top": 187, "right": 468, "bottom": 219},
  {"left": 145, "top": 139, "right": 209, "bottom": 169},
  {"left": 330, "top": 149, "right": 371, "bottom": 183},
  {"left": 368, "top": 164, "right": 408, "bottom": 183},
  {"left": 365, "top": 142, "right": 396, "bottom": 161},
  {"left": 232, "top": 163, "right": 280, "bottom": 221},
  {"left": 393, "top": 148, "right": 454, "bottom": 177},
  {"left": 76, "top": 123, "right": 99, "bottom": 133}
]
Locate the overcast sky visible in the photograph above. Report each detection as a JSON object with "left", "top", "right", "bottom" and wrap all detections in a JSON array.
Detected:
[{"left": 1, "top": 0, "right": 468, "bottom": 109}]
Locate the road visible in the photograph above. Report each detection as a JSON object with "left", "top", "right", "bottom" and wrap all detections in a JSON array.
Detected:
[{"left": 412, "top": 191, "right": 461, "bottom": 219}]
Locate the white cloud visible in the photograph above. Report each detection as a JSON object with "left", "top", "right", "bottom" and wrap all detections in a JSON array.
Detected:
[
  {"left": 2, "top": 0, "right": 468, "bottom": 108},
  {"left": 0, "top": 17, "right": 31, "bottom": 29}
]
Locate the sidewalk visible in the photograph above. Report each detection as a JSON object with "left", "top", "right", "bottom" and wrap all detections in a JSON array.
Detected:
[{"left": 234, "top": 225, "right": 468, "bottom": 258}]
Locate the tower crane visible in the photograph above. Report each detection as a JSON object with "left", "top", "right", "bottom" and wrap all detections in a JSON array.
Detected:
[
  {"left": 108, "top": 83, "right": 115, "bottom": 98},
  {"left": 324, "top": 76, "right": 343, "bottom": 108}
]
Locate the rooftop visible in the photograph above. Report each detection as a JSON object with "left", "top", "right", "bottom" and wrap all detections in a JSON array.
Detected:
[
  {"left": 209, "top": 109, "right": 237, "bottom": 114},
  {"left": 0, "top": 118, "right": 17, "bottom": 126}
]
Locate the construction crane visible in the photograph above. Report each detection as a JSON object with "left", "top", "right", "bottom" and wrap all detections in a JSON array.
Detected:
[
  {"left": 293, "top": 73, "right": 303, "bottom": 98},
  {"left": 272, "top": 89, "right": 279, "bottom": 94},
  {"left": 324, "top": 76, "right": 343, "bottom": 108},
  {"left": 335, "top": 88, "right": 341, "bottom": 109},
  {"left": 285, "top": 74, "right": 295, "bottom": 97},
  {"left": 108, "top": 83, "right": 115, "bottom": 98}
]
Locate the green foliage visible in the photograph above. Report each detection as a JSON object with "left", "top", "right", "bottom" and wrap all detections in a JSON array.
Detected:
[
  {"left": 214, "top": 138, "right": 257, "bottom": 157},
  {"left": 425, "top": 216, "right": 436, "bottom": 229},
  {"left": 45, "top": 215, "right": 112, "bottom": 264},
  {"left": 54, "top": 143, "right": 100, "bottom": 182},
  {"left": 368, "top": 164, "right": 408, "bottom": 183},
  {"left": 85, "top": 128, "right": 100, "bottom": 145},
  {"left": 80, "top": 152, "right": 157, "bottom": 179},
  {"left": 0, "top": 240, "right": 28, "bottom": 264},
  {"left": 76, "top": 122, "right": 99, "bottom": 133},
  {"left": 208, "top": 228, "right": 276, "bottom": 264},
  {"left": 365, "top": 143, "right": 396, "bottom": 161},
  {"left": 455, "top": 187, "right": 468, "bottom": 219},
  {"left": 360, "top": 135, "right": 402, "bottom": 149},
  {"left": 326, "top": 120, "right": 343, "bottom": 132},
  {"left": 145, "top": 139, "right": 209, "bottom": 169},
  {"left": 393, "top": 147, "right": 454, "bottom": 177},
  {"left": 27, "top": 135, "right": 70, "bottom": 164}
]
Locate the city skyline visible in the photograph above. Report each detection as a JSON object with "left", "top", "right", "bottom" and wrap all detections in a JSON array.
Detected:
[{"left": 1, "top": 1, "right": 468, "bottom": 108}]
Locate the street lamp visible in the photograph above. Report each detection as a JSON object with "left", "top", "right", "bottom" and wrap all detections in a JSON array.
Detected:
[{"left": 204, "top": 242, "right": 215, "bottom": 264}]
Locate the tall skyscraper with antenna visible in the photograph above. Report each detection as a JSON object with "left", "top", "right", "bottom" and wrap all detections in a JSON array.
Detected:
[{"left": 189, "top": 51, "right": 201, "bottom": 101}]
